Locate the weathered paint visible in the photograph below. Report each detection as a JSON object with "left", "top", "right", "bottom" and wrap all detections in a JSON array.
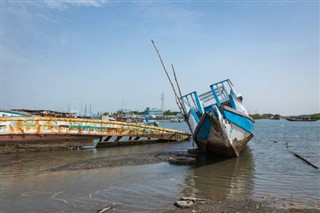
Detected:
[
  {"left": 222, "top": 108, "right": 254, "bottom": 134},
  {"left": 0, "top": 117, "right": 191, "bottom": 147}
]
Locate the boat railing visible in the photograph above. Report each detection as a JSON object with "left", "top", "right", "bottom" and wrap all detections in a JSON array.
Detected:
[
  {"left": 199, "top": 91, "right": 213, "bottom": 103},
  {"left": 198, "top": 79, "right": 246, "bottom": 114},
  {"left": 209, "top": 80, "right": 234, "bottom": 106},
  {"left": 180, "top": 91, "right": 204, "bottom": 122},
  {"left": 199, "top": 92, "right": 229, "bottom": 111},
  {"left": 181, "top": 79, "right": 246, "bottom": 121}
]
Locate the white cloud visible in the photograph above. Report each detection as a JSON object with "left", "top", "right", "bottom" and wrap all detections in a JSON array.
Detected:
[{"left": 44, "top": 0, "right": 108, "bottom": 10}]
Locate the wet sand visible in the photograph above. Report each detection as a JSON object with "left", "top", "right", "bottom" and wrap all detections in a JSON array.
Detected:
[
  {"left": 48, "top": 151, "right": 187, "bottom": 171},
  {"left": 45, "top": 151, "right": 320, "bottom": 213},
  {"left": 165, "top": 198, "right": 320, "bottom": 213}
]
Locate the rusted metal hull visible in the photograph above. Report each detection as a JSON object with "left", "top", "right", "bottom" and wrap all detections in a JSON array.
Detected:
[
  {"left": 205, "top": 133, "right": 253, "bottom": 157},
  {"left": 0, "top": 117, "right": 190, "bottom": 153}
]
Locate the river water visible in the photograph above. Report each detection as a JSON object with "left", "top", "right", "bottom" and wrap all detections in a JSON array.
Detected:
[{"left": 1, "top": 119, "right": 319, "bottom": 212}]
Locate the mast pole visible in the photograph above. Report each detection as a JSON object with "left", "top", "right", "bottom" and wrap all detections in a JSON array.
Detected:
[
  {"left": 151, "top": 40, "right": 184, "bottom": 113},
  {"left": 171, "top": 64, "right": 183, "bottom": 98}
]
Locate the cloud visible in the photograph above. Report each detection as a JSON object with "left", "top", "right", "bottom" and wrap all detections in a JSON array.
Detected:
[{"left": 44, "top": 0, "right": 108, "bottom": 10}]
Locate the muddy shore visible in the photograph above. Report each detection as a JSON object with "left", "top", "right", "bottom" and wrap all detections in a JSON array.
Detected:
[
  {"left": 164, "top": 196, "right": 320, "bottom": 213},
  {"left": 45, "top": 151, "right": 320, "bottom": 212},
  {"left": 48, "top": 151, "right": 185, "bottom": 171}
]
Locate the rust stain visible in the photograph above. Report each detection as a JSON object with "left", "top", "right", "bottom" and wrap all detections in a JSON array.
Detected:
[
  {"left": 0, "top": 117, "right": 190, "bottom": 142},
  {"left": 9, "top": 126, "right": 14, "bottom": 133},
  {"left": 35, "top": 120, "right": 41, "bottom": 134},
  {"left": 18, "top": 127, "right": 24, "bottom": 134}
]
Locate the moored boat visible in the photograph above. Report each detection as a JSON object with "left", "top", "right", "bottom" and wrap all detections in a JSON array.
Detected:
[
  {"left": 285, "top": 116, "right": 317, "bottom": 122},
  {"left": 170, "top": 117, "right": 183, "bottom": 123}
]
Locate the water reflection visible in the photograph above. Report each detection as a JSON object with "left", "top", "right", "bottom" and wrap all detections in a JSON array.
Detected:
[{"left": 179, "top": 147, "right": 255, "bottom": 200}]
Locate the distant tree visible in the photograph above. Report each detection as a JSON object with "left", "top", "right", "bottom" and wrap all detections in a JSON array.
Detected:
[
  {"left": 163, "top": 110, "right": 178, "bottom": 116},
  {"left": 250, "top": 114, "right": 262, "bottom": 119},
  {"left": 310, "top": 113, "right": 320, "bottom": 120},
  {"left": 249, "top": 113, "right": 279, "bottom": 119}
]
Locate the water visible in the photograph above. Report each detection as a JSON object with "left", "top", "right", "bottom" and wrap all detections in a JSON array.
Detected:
[{"left": 1, "top": 119, "right": 319, "bottom": 212}]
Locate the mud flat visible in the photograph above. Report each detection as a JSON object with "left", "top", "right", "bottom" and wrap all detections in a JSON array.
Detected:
[
  {"left": 96, "top": 197, "right": 319, "bottom": 213},
  {"left": 165, "top": 196, "right": 320, "bottom": 213},
  {"left": 48, "top": 151, "right": 193, "bottom": 171},
  {"left": 45, "top": 151, "right": 320, "bottom": 213}
]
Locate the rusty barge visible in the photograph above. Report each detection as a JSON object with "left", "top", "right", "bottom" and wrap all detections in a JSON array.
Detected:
[{"left": 0, "top": 117, "right": 190, "bottom": 153}]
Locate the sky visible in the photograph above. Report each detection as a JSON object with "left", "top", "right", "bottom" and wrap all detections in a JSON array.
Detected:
[{"left": 1, "top": 0, "right": 319, "bottom": 116}]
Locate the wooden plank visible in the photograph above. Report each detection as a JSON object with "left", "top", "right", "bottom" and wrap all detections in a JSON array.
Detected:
[{"left": 291, "top": 151, "right": 318, "bottom": 169}]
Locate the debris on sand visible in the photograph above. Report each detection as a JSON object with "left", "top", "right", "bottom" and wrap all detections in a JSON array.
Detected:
[
  {"left": 175, "top": 197, "right": 208, "bottom": 208},
  {"left": 168, "top": 156, "right": 197, "bottom": 165},
  {"left": 97, "top": 206, "right": 112, "bottom": 213}
]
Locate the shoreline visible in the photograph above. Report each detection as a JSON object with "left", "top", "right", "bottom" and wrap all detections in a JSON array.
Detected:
[
  {"left": 164, "top": 195, "right": 320, "bottom": 213},
  {"left": 43, "top": 151, "right": 320, "bottom": 212},
  {"left": 3, "top": 149, "right": 319, "bottom": 212}
]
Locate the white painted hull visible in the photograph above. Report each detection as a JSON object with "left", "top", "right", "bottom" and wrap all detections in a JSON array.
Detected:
[{"left": 193, "top": 113, "right": 253, "bottom": 157}]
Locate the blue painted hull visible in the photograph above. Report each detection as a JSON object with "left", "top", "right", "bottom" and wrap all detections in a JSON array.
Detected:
[{"left": 222, "top": 107, "right": 254, "bottom": 134}]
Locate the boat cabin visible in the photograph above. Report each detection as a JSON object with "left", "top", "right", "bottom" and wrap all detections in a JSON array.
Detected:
[{"left": 180, "top": 79, "right": 248, "bottom": 127}]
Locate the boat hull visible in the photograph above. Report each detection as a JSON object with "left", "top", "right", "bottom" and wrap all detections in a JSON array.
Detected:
[
  {"left": 0, "top": 135, "right": 95, "bottom": 153},
  {"left": 194, "top": 113, "right": 253, "bottom": 157},
  {"left": 0, "top": 117, "right": 190, "bottom": 153}
]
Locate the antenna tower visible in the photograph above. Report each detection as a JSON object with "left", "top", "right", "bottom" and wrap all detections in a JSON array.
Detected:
[{"left": 161, "top": 92, "right": 164, "bottom": 112}]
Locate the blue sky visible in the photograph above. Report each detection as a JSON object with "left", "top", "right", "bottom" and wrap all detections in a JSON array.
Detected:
[{"left": 1, "top": 1, "right": 319, "bottom": 115}]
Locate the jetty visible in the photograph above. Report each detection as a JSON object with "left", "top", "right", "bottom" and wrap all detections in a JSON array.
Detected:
[{"left": 0, "top": 117, "right": 190, "bottom": 153}]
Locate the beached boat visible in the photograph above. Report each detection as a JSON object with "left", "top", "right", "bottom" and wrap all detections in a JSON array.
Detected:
[
  {"left": 0, "top": 117, "right": 190, "bottom": 153},
  {"left": 151, "top": 40, "right": 254, "bottom": 157},
  {"left": 179, "top": 79, "right": 254, "bottom": 157}
]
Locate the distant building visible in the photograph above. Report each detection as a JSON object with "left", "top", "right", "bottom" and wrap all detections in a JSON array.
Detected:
[{"left": 145, "top": 107, "right": 163, "bottom": 118}]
